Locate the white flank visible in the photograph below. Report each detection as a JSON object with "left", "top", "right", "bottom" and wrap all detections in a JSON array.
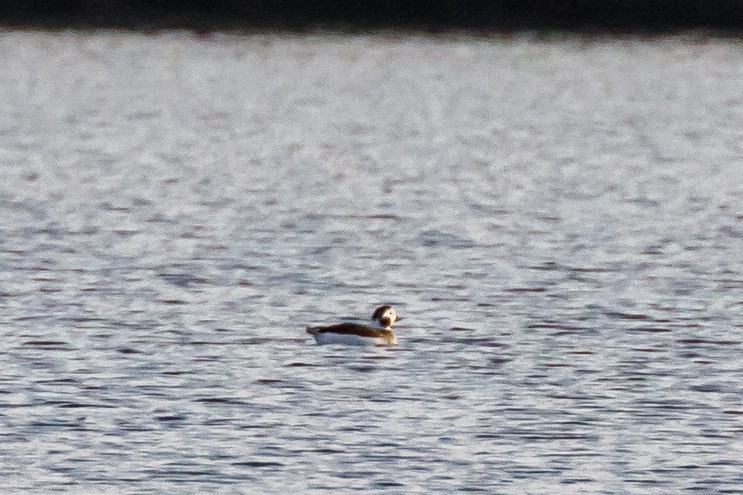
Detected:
[{"left": 311, "top": 333, "right": 394, "bottom": 346}]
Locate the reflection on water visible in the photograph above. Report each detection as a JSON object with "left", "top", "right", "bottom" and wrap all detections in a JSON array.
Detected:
[{"left": 0, "top": 32, "right": 741, "bottom": 493}]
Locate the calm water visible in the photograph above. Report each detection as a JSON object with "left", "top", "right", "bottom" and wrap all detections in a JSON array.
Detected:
[{"left": 0, "top": 32, "right": 742, "bottom": 494}]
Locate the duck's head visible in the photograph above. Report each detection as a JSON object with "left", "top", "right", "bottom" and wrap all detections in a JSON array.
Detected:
[{"left": 372, "top": 305, "right": 401, "bottom": 329}]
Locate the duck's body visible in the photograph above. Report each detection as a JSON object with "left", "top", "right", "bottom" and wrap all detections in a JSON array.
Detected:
[
  {"left": 307, "top": 323, "right": 397, "bottom": 345},
  {"left": 307, "top": 306, "right": 401, "bottom": 346}
]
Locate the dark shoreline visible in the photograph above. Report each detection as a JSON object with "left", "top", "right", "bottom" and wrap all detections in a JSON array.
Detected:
[
  {"left": 3, "top": 1, "right": 743, "bottom": 33},
  {"left": 4, "top": 28, "right": 742, "bottom": 42}
]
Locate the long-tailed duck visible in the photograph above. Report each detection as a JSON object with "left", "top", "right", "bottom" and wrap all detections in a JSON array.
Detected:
[{"left": 306, "top": 305, "right": 402, "bottom": 345}]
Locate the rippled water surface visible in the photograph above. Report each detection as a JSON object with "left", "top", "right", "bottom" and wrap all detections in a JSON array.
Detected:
[{"left": 0, "top": 32, "right": 742, "bottom": 493}]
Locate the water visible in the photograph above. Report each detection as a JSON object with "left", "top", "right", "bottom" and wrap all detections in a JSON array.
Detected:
[{"left": 0, "top": 32, "right": 741, "bottom": 494}]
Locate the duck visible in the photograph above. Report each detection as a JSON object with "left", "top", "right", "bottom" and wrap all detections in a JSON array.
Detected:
[{"left": 306, "top": 305, "right": 402, "bottom": 346}]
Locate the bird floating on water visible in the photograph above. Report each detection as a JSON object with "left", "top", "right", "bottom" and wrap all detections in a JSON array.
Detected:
[{"left": 306, "top": 305, "right": 402, "bottom": 346}]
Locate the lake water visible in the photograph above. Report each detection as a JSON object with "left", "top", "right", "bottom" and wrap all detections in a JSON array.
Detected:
[{"left": 0, "top": 32, "right": 741, "bottom": 494}]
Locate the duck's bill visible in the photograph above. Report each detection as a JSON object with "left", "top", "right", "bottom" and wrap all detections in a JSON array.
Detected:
[{"left": 396, "top": 316, "right": 403, "bottom": 321}]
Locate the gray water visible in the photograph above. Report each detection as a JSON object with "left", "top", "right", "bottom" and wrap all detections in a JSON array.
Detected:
[{"left": 0, "top": 32, "right": 742, "bottom": 494}]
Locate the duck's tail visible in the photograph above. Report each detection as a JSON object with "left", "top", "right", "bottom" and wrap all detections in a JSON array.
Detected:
[{"left": 306, "top": 326, "right": 320, "bottom": 335}]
